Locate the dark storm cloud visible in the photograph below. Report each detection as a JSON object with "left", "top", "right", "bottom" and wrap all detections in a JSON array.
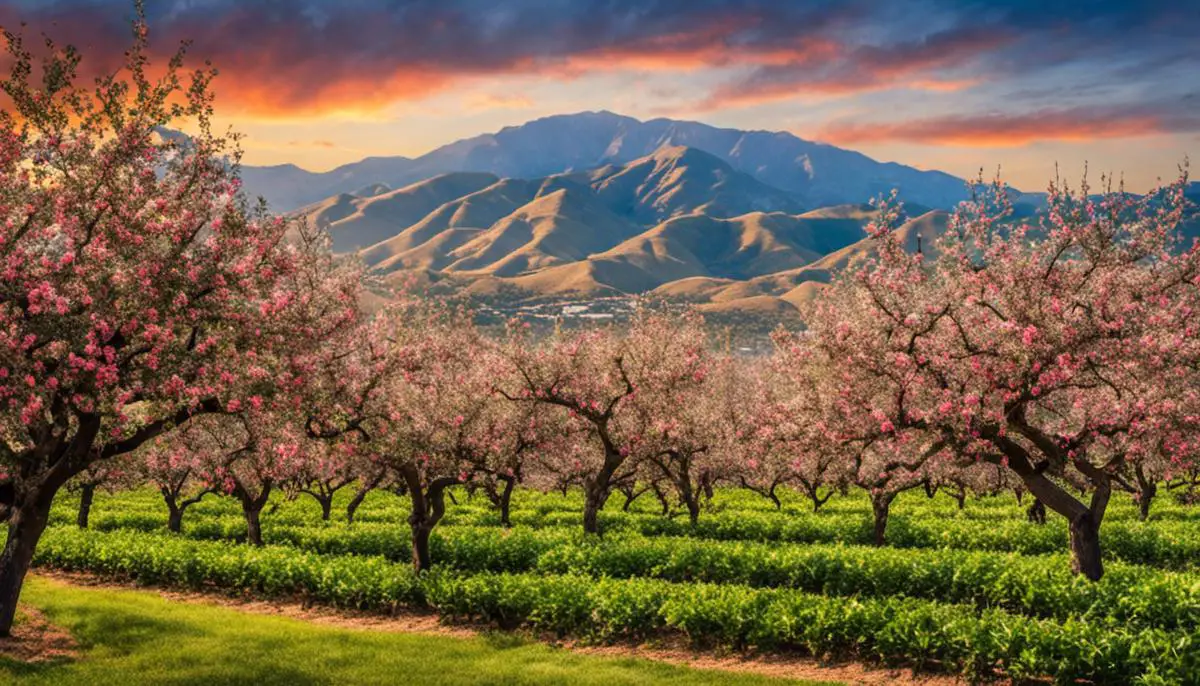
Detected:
[{"left": 0, "top": 0, "right": 1193, "bottom": 144}]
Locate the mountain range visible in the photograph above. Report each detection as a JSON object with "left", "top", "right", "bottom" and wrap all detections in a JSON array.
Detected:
[
  {"left": 252, "top": 113, "right": 1197, "bottom": 325},
  {"left": 244, "top": 111, "right": 970, "bottom": 213}
]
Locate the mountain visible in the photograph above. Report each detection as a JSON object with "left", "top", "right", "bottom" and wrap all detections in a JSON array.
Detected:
[
  {"left": 297, "top": 172, "right": 499, "bottom": 252},
  {"left": 243, "top": 111, "right": 972, "bottom": 212},
  {"left": 436, "top": 185, "right": 645, "bottom": 277},
  {"left": 644, "top": 210, "right": 953, "bottom": 314},
  {"left": 313, "top": 147, "right": 820, "bottom": 273},
  {"left": 576, "top": 145, "right": 803, "bottom": 223}
]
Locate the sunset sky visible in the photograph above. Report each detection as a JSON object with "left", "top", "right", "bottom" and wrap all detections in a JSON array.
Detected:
[{"left": 4, "top": 0, "right": 1197, "bottom": 192}]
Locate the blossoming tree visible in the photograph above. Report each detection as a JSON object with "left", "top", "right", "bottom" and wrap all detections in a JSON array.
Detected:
[
  {"left": 499, "top": 310, "right": 710, "bottom": 534},
  {"left": 802, "top": 173, "right": 1199, "bottom": 578},
  {"left": 0, "top": 16, "right": 360, "bottom": 632}
]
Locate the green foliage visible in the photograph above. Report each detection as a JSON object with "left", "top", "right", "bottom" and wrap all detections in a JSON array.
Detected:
[{"left": 32, "top": 484, "right": 1200, "bottom": 684}]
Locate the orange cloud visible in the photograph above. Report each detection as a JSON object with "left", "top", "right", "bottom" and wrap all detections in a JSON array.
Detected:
[{"left": 0, "top": 1, "right": 870, "bottom": 119}]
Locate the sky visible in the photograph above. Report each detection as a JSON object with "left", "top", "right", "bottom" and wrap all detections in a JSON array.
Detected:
[{"left": 2, "top": 0, "right": 1197, "bottom": 192}]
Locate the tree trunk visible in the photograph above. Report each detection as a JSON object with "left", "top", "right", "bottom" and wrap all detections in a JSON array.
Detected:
[
  {"left": 953, "top": 487, "right": 967, "bottom": 511},
  {"left": 1026, "top": 498, "right": 1047, "bottom": 524},
  {"left": 243, "top": 503, "right": 265, "bottom": 546},
  {"left": 620, "top": 485, "right": 643, "bottom": 512},
  {"left": 799, "top": 479, "right": 833, "bottom": 513},
  {"left": 76, "top": 483, "right": 96, "bottom": 529},
  {"left": 677, "top": 475, "right": 701, "bottom": 526},
  {"left": 400, "top": 465, "right": 458, "bottom": 573},
  {"left": 1138, "top": 488, "right": 1155, "bottom": 522},
  {"left": 167, "top": 506, "right": 184, "bottom": 534},
  {"left": 582, "top": 441, "right": 628, "bottom": 534},
  {"left": 0, "top": 492, "right": 55, "bottom": 636},
  {"left": 651, "top": 482, "right": 670, "bottom": 516},
  {"left": 312, "top": 494, "right": 332, "bottom": 521},
  {"left": 410, "top": 521, "right": 433, "bottom": 572},
  {"left": 870, "top": 492, "right": 894, "bottom": 547},
  {"left": 497, "top": 475, "right": 515, "bottom": 528},
  {"left": 767, "top": 482, "right": 782, "bottom": 510},
  {"left": 685, "top": 496, "right": 700, "bottom": 526},
  {"left": 1001, "top": 448, "right": 1110, "bottom": 580},
  {"left": 162, "top": 487, "right": 209, "bottom": 534},
  {"left": 346, "top": 483, "right": 373, "bottom": 524},
  {"left": 582, "top": 482, "right": 609, "bottom": 535},
  {"left": 1134, "top": 465, "right": 1156, "bottom": 521},
  {"left": 1068, "top": 512, "right": 1103, "bottom": 581}
]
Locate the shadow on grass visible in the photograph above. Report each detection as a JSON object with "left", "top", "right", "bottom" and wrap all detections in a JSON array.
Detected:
[{"left": 7, "top": 576, "right": 815, "bottom": 686}]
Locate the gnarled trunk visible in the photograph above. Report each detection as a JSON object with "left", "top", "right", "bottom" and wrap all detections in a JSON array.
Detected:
[
  {"left": 496, "top": 475, "right": 515, "bottom": 528},
  {"left": 161, "top": 484, "right": 210, "bottom": 534},
  {"left": 236, "top": 482, "right": 272, "bottom": 547},
  {"left": 655, "top": 450, "right": 703, "bottom": 526},
  {"left": 582, "top": 481, "right": 611, "bottom": 534},
  {"left": 401, "top": 465, "right": 459, "bottom": 573},
  {"left": 0, "top": 487, "right": 57, "bottom": 636},
  {"left": 1026, "top": 498, "right": 1047, "bottom": 524},
  {"left": 952, "top": 486, "right": 967, "bottom": 511},
  {"left": 798, "top": 477, "right": 833, "bottom": 513},
  {"left": 243, "top": 503, "right": 265, "bottom": 547},
  {"left": 1068, "top": 511, "right": 1103, "bottom": 581},
  {"left": 345, "top": 487, "right": 368, "bottom": 524},
  {"left": 1000, "top": 446, "right": 1109, "bottom": 580},
  {"left": 410, "top": 521, "right": 433, "bottom": 571},
  {"left": 346, "top": 472, "right": 385, "bottom": 524},
  {"left": 870, "top": 492, "right": 895, "bottom": 547},
  {"left": 1134, "top": 465, "right": 1157, "bottom": 522},
  {"left": 651, "top": 481, "right": 670, "bottom": 516},
  {"left": 167, "top": 506, "right": 184, "bottom": 534},
  {"left": 76, "top": 483, "right": 96, "bottom": 529},
  {"left": 582, "top": 443, "right": 626, "bottom": 535},
  {"left": 619, "top": 484, "right": 646, "bottom": 512},
  {"left": 1137, "top": 489, "right": 1155, "bottom": 522},
  {"left": 313, "top": 494, "right": 333, "bottom": 521}
]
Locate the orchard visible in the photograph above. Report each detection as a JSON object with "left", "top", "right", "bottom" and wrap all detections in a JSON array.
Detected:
[{"left": 1, "top": 10, "right": 1199, "bottom": 685}]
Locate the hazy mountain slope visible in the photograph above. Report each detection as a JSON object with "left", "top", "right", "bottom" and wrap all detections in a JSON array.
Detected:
[
  {"left": 599, "top": 212, "right": 826, "bottom": 281},
  {"left": 244, "top": 111, "right": 972, "bottom": 211},
  {"left": 298, "top": 172, "right": 498, "bottom": 252},
  {"left": 680, "top": 210, "right": 952, "bottom": 306},
  {"left": 444, "top": 187, "right": 644, "bottom": 277},
  {"left": 337, "top": 148, "right": 820, "bottom": 279},
  {"left": 359, "top": 178, "right": 542, "bottom": 266},
  {"left": 371, "top": 228, "right": 485, "bottom": 273},
  {"left": 578, "top": 145, "right": 803, "bottom": 223},
  {"left": 353, "top": 183, "right": 392, "bottom": 198}
]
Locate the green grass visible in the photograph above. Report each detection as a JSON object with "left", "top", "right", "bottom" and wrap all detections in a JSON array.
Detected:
[{"left": 2, "top": 576, "right": 828, "bottom": 686}]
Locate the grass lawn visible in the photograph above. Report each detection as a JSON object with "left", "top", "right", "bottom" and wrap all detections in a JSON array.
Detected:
[{"left": 1, "top": 576, "right": 827, "bottom": 686}]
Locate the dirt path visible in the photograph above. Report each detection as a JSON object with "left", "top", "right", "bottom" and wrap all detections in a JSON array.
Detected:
[{"left": 30, "top": 570, "right": 968, "bottom": 686}]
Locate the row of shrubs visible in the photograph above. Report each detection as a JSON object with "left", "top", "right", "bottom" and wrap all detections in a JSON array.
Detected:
[
  {"left": 81, "top": 521, "right": 1200, "bottom": 632},
  {"left": 31, "top": 526, "right": 1200, "bottom": 684},
  {"left": 64, "top": 501, "right": 1200, "bottom": 571},
  {"left": 52, "top": 483, "right": 1200, "bottom": 531}
]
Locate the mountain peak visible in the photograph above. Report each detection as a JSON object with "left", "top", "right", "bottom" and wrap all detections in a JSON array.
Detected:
[{"left": 244, "top": 111, "right": 973, "bottom": 212}]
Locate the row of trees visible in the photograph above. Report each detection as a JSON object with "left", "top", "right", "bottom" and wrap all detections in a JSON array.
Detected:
[{"left": 0, "top": 11, "right": 1197, "bottom": 636}]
